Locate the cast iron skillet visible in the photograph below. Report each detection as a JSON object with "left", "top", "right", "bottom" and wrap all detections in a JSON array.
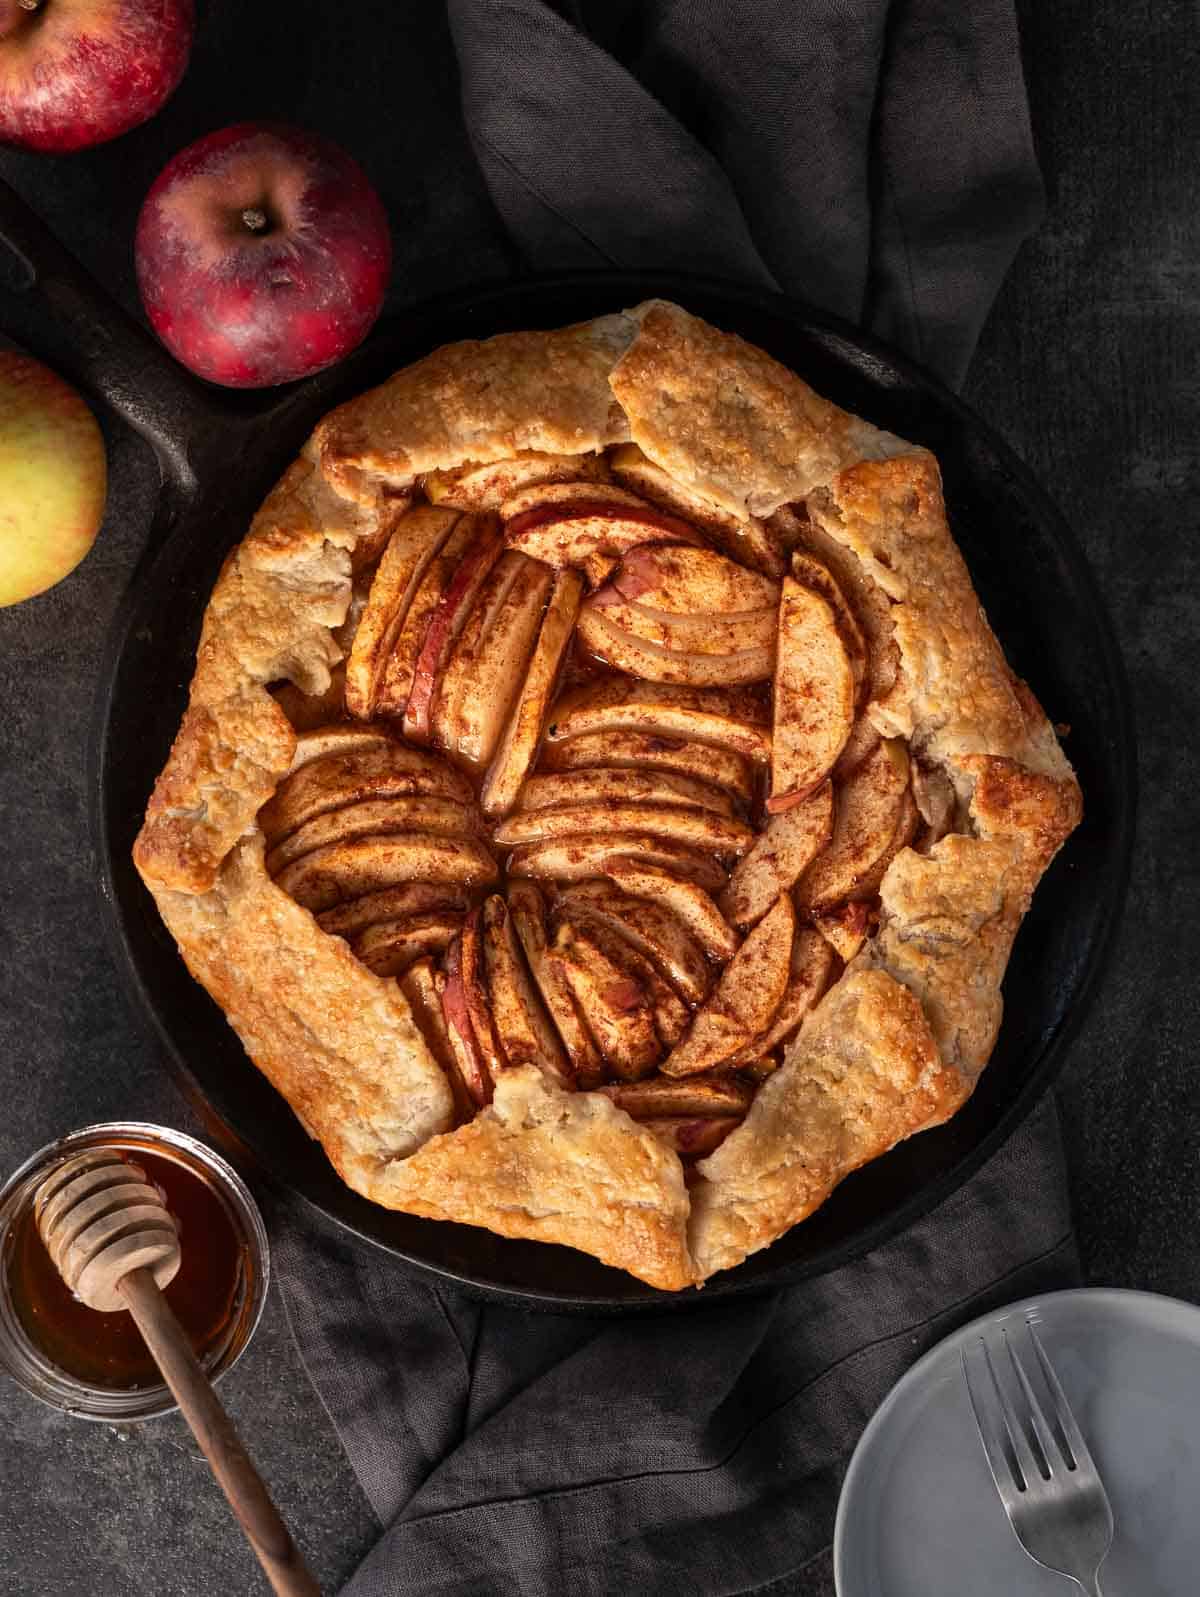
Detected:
[{"left": 0, "top": 181, "right": 1134, "bottom": 1312}]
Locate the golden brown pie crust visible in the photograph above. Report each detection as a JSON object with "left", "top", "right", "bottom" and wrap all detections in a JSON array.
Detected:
[{"left": 134, "top": 302, "right": 1081, "bottom": 1292}]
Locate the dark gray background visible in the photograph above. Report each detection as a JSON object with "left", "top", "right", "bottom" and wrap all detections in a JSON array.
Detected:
[{"left": 1, "top": 2, "right": 1196, "bottom": 1593}]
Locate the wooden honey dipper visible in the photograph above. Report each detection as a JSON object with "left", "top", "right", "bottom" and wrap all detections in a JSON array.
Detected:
[{"left": 34, "top": 1148, "right": 320, "bottom": 1597}]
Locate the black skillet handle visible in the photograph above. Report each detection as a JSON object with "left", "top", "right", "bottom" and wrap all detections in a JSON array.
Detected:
[{"left": 0, "top": 176, "right": 221, "bottom": 486}]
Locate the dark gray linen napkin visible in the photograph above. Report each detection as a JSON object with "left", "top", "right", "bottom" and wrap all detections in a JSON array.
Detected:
[{"left": 276, "top": 3, "right": 1070, "bottom": 1591}]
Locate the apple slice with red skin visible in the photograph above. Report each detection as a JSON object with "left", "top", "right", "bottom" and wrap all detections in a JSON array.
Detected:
[
  {"left": 434, "top": 554, "right": 552, "bottom": 770},
  {"left": 403, "top": 514, "right": 505, "bottom": 743},
  {"left": 722, "top": 782, "right": 834, "bottom": 929},
  {"left": 768, "top": 578, "right": 855, "bottom": 813},
  {"left": 507, "top": 881, "right": 605, "bottom": 1088},
  {"left": 259, "top": 745, "right": 474, "bottom": 844},
  {"left": 790, "top": 549, "right": 869, "bottom": 703},
  {"left": 587, "top": 589, "right": 777, "bottom": 655},
  {"left": 428, "top": 550, "right": 523, "bottom": 754},
  {"left": 602, "top": 859, "right": 740, "bottom": 963},
  {"left": 399, "top": 957, "right": 475, "bottom": 1125},
  {"left": 598, "top": 1074, "right": 753, "bottom": 1118},
  {"left": 795, "top": 739, "right": 912, "bottom": 912},
  {"left": 661, "top": 894, "right": 795, "bottom": 1078},
  {"left": 576, "top": 606, "right": 774, "bottom": 687},
  {"left": 556, "top": 881, "right": 711, "bottom": 1005},
  {"left": 351, "top": 913, "right": 461, "bottom": 977},
  {"left": 554, "top": 906, "right": 689, "bottom": 1049},
  {"left": 480, "top": 896, "right": 571, "bottom": 1087},
  {"left": 424, "top": 451, "right": 609, "bottom": 510},
  {"left": 495, "top": 801, "right": 754, "bottom": 857},
  {"left": 345, "top": 505, "right": 460, "bottom": 718},
  {"left": 791, "top": 509, "right": 899, "bottom": 705},
  {"left": 613, "top": 544, "right": 779, "bottom": 614},
  {"left": 0, "top": 0, "right": 193, "bottom": 154},
  {"left": 538, "top": 728, "right": 754, "bottom": 803},
  {"left": 376, "top": 512, "right": 481, "bottom": 715},
  {"left": 519, "top": 767, "right": 734, "bottom": 818},
  {"left": 608, "top": 445, "right": 784, "bottom": 577},
  {"left": 459, "top": 907, "right": 507, "bottom": 1087},
  {"left": 317, "top": 883, "right": 468, "bottom": 941},
  {"left": 136, "top": 123, "right": 391, "bottom": 388},
  {"left": 642, "top": 1118, "right": 739, "bottom": 1157},
  {"left": 812, "top": 902, "right": 872, "bottom": 963},
  {"left": 721, "top": 929, "right": 835, "bottom": 1068},
  {"left": 481, "top": 568, "right": 583, "bottom": 819},
  {"left": 508, "top": 834, "right": 729, "bottom": 892},
  {"left": 501, "top": 481, "right": 700, "bottom": 568},
  {"left": 264, "top": 795, "right": 481, "bottom": 874},
  {"left": 439, "top": 936, "right": 492, "bottom": 1108},
  {"left": 550, "top": 919, "right": 661, "bottom": 1080},
  {"left": 545, "top": 679, "right": 772, "bottom": 764},
  {"left": 274, "top": 833, "right": 498, "bottom": 914}
]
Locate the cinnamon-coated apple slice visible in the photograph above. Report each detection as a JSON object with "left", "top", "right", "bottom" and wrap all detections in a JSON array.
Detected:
[
  {"left": 434, "top": 554, "right": 552, "bottom": 769},
  {"left": 506, "top": 881, "right": 605, "bottom": 1088},
  {"left": 554, "top": 907, "right": 689, "bottom": 1048},
  {"left": 398, "top": 957, "right": 475, "bottom": 1125},
  {"left": 795, "top": 739, "right": 912, "bottom": 912},
  {"left": 576, "top": 607, "right": 774, "bottom": 687},
  {"left": 344, "top": 506, "right": 460, "bottom": 718},
  {"left": 608, "top": 444, "right": 784, "bottom": 576},
  {"left": 790, "top": 548, "right": 869, "bottom": 702},
  {"left": 641, "top": 1118, "right": 739, "bottom": 1157},
  {"left": 586, "top": 590, "right": 777, "bottom": 655},
  {"left": 794, "top": 512, "right": 899, "bottom": 705},
  {"left": 721, "top": 928, "right": 834, "bottom": 1068},
  {"left": 508, "top": 835, "right": 729, "bottom": 891},
  {"left": 722, "top": 782, "right": 834, "bottom": 929},
  {"left": 287, "top": 724, "right": 396, "bottom": 773},
  {"left": 598, "top": 1074, "right": 753, "bottom": 1118},
  {"left": 495, "top": 801, "right": 754, "bottom": 856},
  {"left": 480, "top": 896, "right": 572, "bottom": 1087},
  {"left": 555, "top": 881, "right": 711, "bottom": 1005},
  {"left": 459, "top": 907, "right": 507, "bottom": 1086},
  {"left": 832, "top": 716, "right": 882, "bottom": 781},
  {"left": 602, "top": 860, "right": 740, "bottom": 962},
  {"left": 375, "top": 512, "right": 481, "bottom": 715},
  {"left": 519, "top": 767, "right": 734, "bottom": 818},
  {"left": 613, "top": 544, "right": 780, "bottom": 614},
  {"left": 259, "top": 746, "right": 474, "bottom": 844},
  {"left": 403, "top": 514, "right": 505, "bottom": 743},
  {"left": 538, "top": 728, "right": 754, "bottom": 803},
  {"left": 424, "top": 451, "right": 609, "bottom": 509},
  {"left": 768, "top": 578, "right": 855, "bottom": 812},
  {"left": 481, "top": 568, "right": 583, "bottom": 819},
  {"left": 550, "top": 920, "right": 661, "bottom": 1079},
  {"left": 811, "top": 902, "right": 872, "bottom": 963},
  {"left": 439, "top": 936, "right": 492, "bottom": 1108},
  {"left": 501, "top": 481, "right": 700, "bottom": 568},
  {"left": 545, "top": 679, "right": 772, "bottom": 764},
  {"left": 317, "top": 883, "right": 468, "bottom": 940},
  {"left": 661, "top": 894, "right": 794, "bottom": 1077},
  {"left": 274, "top": 833, "right": 498, "bottom": 913},
  {"left": 351, "top": 913, "right": 461, "bottom": 977},
  {"left": 265, "top": 795, "right": 481, "bottom": 874},
  {"left": 430, "top": 550, "right": 523, "bottom": 751}
]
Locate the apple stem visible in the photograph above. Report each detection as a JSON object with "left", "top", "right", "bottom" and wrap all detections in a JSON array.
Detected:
[{"left": 241, "top": 208, "right": 270, "bottom": 234}]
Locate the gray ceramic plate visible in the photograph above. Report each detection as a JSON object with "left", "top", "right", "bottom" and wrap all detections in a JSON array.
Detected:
[{"left": 835, "top": 1288, "right": 1200, "bottom": 1596}]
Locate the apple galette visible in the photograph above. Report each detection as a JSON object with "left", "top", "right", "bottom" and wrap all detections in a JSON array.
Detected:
[{"left": 133, "top": 301, "right": 1081, "bottom": 1291}]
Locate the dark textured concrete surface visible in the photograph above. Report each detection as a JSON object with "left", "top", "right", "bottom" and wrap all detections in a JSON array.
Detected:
[{"left": 0, "top": 2, "right": 1195, "bottom": 1594}]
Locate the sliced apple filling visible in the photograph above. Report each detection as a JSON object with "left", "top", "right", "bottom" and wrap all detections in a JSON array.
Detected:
[{"left": 261, "top": 442, "right": 945, "bottom": 1152}]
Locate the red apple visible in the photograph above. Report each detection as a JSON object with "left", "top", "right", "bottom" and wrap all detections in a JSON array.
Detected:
[
  {"left": 0, "top": 351, "right": 106, "bottom": 606},
  {"left": 135, "top": 123, "right": 391, "bottom": 388},
  {"left": 0, "top": 0, "right": 192, "bottom": 153}
]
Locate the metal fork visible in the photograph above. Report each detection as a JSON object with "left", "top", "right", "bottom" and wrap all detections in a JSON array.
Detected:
[{"left": 962, "top": 1317, "right": 1115, "bottom": 1595}]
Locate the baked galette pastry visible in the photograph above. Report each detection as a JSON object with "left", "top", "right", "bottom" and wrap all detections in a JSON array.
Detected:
[{"left": 134, "top": 302, "right": 1081, "bottom": 1291}]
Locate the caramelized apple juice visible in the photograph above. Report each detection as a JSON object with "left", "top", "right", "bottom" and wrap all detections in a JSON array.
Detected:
[{"left": 5, "top": 1144, "right": 245, "bottom": 1390}]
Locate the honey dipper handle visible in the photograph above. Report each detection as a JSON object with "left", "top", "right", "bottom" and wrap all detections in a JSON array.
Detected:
[{"left": 118, "top": 1267, "right": 321, "bottom": 1597}]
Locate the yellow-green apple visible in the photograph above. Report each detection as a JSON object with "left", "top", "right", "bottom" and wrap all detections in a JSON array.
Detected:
[
  {"left": 0, "top": 0, "right": 192, "bottom": 152},
  {"left": 135, "top": 123, "right": 391, "bottom": 388},
  {"left": 0, "top": 351, "right": 106, "bottom": 606}
]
